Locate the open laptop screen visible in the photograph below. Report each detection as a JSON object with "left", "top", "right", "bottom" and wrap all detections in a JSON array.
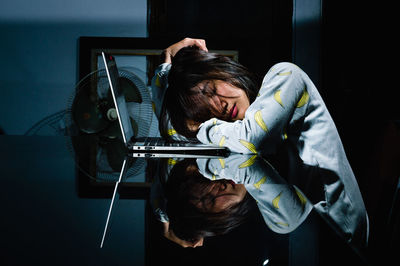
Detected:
[{"left": 102, "top": 52, "right": 135, "bottom": 144}]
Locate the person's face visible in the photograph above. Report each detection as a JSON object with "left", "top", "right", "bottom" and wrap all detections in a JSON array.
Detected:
[
  {"left": 192, "top": 179, "right": 247, "bottom": 213},
  {"left": 202, "top": 80, "right": 250, "bottom": 121}
]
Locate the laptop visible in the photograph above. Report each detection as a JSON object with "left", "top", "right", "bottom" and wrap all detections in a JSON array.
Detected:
[
  {"left": 99, "top": 52, "right": 230, "bottom": 247},
  {"left": 101, "top": 51, "right": 230, "bottom": 159}
]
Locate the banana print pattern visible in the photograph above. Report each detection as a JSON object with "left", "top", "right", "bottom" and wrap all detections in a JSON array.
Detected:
[
  {"left": 253, "top": 175, "right": 267, "bottom": 189},
  {"left": 218, "top": 158, "right": 225, "bottom": 169},
  {"left": 272, "top": 192, "right": 282, "bottom": 209},
  {"left": 167, "top": 128, "right": 177, "bottom": 136},
  {"left": 152, "top": 61, "right": 369, "bottom": 245},
  {"left": 239, "top": 154, "right": 258, "bottom": 169},
  {"left": 254, "top": 110, "right": 269, "bottom": 132},
  {"left": 196, "top": 62, "right": 313, "bottom": 155},
  {"left": 273, "top": 90, "right": 284, "bottom": 107},
  {"left": 155, "top": 75, "right": 161, "bottom": 87},
  {"left": 239, "top": 139, "right": 258, "bottom": 154},
  {"left": 295, "top": 188, "right": 308, "bottom": 210},
  {"left": 276, "top": 221, "right": 289, "bottom": 227},
  {"left": 296, "top": 87, "right": 309, "bottom": 108},
  {"left": 278, "top": 70, "right": 292, "bottom": 76},
  {"left": 218, "top": 135, "right": 226, "bottom": 146},
  {"left": 167, "top": 158, "right": 177, "bottom": 165},
  {"left": 196, "top": 154, "right": 313, "bottom": 234}
]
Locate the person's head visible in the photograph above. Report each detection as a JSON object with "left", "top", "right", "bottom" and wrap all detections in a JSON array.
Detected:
[
  {"left": 160, "top": 47, "right": 259, "bottom": 139},
  {"left": 164, "top": 159, "right": 255, "bottom": 243}
]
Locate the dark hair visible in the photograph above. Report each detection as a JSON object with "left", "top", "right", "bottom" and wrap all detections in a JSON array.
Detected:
[
  {"left": 165, "top": 159, "right": 256, "bottom": 243},
  {"left": 160, "top": 47, "right": 259, "bottom": 139}
]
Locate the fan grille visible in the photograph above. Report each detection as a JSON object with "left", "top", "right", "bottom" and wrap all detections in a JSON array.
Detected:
[{"left": 64, "top": 68, "right": 154, "bottom": 182}]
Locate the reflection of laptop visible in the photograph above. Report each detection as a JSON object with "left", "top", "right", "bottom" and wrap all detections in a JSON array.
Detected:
[
  {"left": 101, "top": 52, "right": 230, "bottom": 159},
  {"left": 100, "top": 52, "right": 229, "bottom": 248}
]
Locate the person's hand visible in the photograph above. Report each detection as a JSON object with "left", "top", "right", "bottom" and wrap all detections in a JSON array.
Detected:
[
  {"left": 163, "top": 38, "right": 208, "bottom": 64},
  {"left": 186, "top": 119, "right": 201, "bottom": 132},
  {"left": 162, "top": 221, "right": 204, "bottom": 248}
]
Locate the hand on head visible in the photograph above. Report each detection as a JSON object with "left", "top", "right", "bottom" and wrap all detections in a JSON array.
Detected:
[
  {"left": 162, "top": 221, "right": 204, "bottom": 248},
  {"left": 163, "top": 38, "right": 208, "bottom": 64}
]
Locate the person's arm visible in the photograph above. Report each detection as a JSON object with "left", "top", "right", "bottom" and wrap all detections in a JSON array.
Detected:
[
  {"left": 162, "top": 38, "right": 208, "bottom": 64},
  {"left": 196, "top": 154, "right": 313, "bottom": 234},
  {"left": 197, "top": 62, "right": 310, "bottom": 154},
  {"left": 151, "top": 63, "right": 171, "bottom": 120},
  {"left": 151, "top": 38, "right": 208, "bottom": 138},
  {"left": 162, "top": 222, "right": 204, "bottom": 248}
]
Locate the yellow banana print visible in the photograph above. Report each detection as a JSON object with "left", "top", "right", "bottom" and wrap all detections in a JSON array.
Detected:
[
  {"left": 218, "top": 135, "right": 226, "bottom": 147},
  {"left": 167, "top": 128, "right": 177, "bottom": 136},
  {"left": 296, "top": 88, "right": 309, "bottom": 108},
  {"left": 278, "top": 71, "right": 292, "bottom": 76},
  {"left": 239, "top": 154, "right": 258, "bottom": 169},
  {"left": 274, "top": 90, "right": 284, "bottom": 107},
  {"left": 276, "top": 221, "right": 289, "bottom": 227},
  {"left": 212, "top": 175, "right": 216, "bottom": 180},
  {"left": 218, "top": 158, "right": 225, "bottom": 169},
  {"left": 295, "top": 188, "right": 307, "bottom": 208},
  {"left": 167, "top": 158, "right": 177, "bottom": 165},
  {"left": 272, "top": 192, "right": 282, "bottom": 209},
  {"left": 239, "top": 139, "right": 258, "bottom": 154},
  {"left": 253, "top": 176, "right": 267, "bottom": 189},
  {"left": 155, "top": 75, "right": 161, "bottom": 87},
  {"left": 254, "top": 110, "right": 268, "bottom": 132}
]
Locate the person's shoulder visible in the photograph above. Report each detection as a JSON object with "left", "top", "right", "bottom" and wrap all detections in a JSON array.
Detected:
[
  {"left": 264, "top": 62, "right": 307, "bottom": 82},
  {"left": 262, "top": 62, "right": 304, "bottom": 83},
  {"left": 268, "top": 62, "right": 303, "bottom": 74}
]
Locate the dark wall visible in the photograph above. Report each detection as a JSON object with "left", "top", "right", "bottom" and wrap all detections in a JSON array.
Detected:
[
  {"left": 321, "top": 1, "right": 395, "bottom": 181},
  {"left": 0, "top": 1, "right": 147, "bottom": 135},
  {"left": 148, "top": 0, "right": 293, "bottom": 82}
]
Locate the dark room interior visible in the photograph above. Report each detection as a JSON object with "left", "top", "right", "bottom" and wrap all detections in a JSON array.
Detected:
[{"left": 0, "top": 1, "right": 397, "bottom": 265}]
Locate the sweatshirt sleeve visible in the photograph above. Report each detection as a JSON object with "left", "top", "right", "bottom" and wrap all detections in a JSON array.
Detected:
[
  {"left": 150, "top": 63, "right": 171, "bottom": 120},
  {"left": 196, "top": 154, "right": 313, "bottom": 234},
  {"left": 197, "top": 62, "right": 310, "bottom": 154}
]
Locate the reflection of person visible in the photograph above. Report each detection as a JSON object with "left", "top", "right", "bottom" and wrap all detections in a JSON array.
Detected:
[
  {"left": 151, "top": 158, "right": 255, "bottom": 248},
  {"left": 151, "top": 155, "right": 313, "bottom": 248},
  {"left": 151, "top": 38, "right": 369, "bottom": 248},
  {"left": 196, "top": 154, "right": 314, "bottom": 234}
]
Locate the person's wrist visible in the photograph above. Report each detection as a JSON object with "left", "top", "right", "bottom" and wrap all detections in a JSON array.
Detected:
[{"left": 161, "top": 49, "right": 172, "bottom": 64}]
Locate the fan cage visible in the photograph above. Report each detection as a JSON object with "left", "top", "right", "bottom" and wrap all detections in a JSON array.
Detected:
[{"left": 64, "top": 68, "right": 154, "bottom": 182}]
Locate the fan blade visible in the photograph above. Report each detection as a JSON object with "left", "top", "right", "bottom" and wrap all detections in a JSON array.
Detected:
[{"left": 72, "top": 88, "right": 110, "bottom": 134}]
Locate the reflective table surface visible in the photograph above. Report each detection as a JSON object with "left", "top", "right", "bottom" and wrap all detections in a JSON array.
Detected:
[{"left": 1, "top": 135, "right": 397, "bottom": 266}]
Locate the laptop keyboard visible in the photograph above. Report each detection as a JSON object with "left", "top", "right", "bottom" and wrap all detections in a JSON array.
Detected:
[{"left": 144, "top": 137, "right": 188, "bottom": 147}]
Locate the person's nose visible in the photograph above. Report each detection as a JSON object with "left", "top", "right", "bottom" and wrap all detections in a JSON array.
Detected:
[
  {"left": 220, "top": 100, "right": 228, "bottom": 113},
  {"left": 210, "top": 95, "right": 227, "bottom": 114}
]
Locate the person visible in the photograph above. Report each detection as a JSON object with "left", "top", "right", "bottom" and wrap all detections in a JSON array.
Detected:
[
  {"left": 150, "top": 157, "right": 256, "bottom": 248},
  {"left": 150, "top": 154, "right": 314, "bottom": 249},
  {"left": 150, "top": 38, "right": 369, "bottom": 249}
]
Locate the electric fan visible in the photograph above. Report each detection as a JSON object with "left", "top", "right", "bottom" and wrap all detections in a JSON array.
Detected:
[{"left": 65, "top": 66, "right": 154, "bottom": 182}]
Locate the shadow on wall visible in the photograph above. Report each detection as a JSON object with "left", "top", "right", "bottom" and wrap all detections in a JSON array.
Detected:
[{"left": 23, "top": 110, "right": 68, "bottom": 136}]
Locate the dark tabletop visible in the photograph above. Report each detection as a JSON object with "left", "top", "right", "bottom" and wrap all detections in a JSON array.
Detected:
[{"left": 0, "top": 135, "right": 388, "bottom": 266}]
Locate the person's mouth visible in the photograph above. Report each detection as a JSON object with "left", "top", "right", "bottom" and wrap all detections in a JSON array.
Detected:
[{"left": 230, "top": 104, "right": 238, "bottom": 119}]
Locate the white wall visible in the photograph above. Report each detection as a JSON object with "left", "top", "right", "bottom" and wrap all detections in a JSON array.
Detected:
[{"left": 0, "top": 0, "right": 147, "bottom": 135}]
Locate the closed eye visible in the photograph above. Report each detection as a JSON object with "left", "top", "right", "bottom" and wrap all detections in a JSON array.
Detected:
[{"left": 221, "top": 101, "right": 228, "bottom": 115}]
